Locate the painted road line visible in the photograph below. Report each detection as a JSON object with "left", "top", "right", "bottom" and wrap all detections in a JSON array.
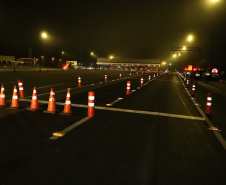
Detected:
[
  {"left": 178, "top": 74, "right": 226, "bottom": 151},
  {"left": 24, "top": 78, "right": 130, "bottom": 98},
  {"left": 19, "top": 98, "right": 205, "bottom": 121},
  {"left": 50, "top": 116, "right": 91, "bottom": 140},
  {"left": 198, "top": 81, "right": 220, "bottom": 91},
  {"left": 106, "top": 97, "right": 123, "bottom": 107},
  {"left": 94, "top": 106, "right": 205, "bottom": 121},
  {"left": 19, "top": 98, "right": 88, "bottom": 108},
  {"left": 31, "top": 83, "right": 65, "bottom": 90}
]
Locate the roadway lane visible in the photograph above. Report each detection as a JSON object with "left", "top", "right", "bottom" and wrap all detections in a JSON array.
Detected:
[
  {"left": 181, "top": 74, "right": 226, "bottom": 141},
  {"left": 1, "top": 71, "right": 225, "bottom": 185},
  {"left": 1, "top": 111, "right": 225, "bottom": 185},
  {"left": 0, "top": 69, "right": 134, "bottom": 102}
]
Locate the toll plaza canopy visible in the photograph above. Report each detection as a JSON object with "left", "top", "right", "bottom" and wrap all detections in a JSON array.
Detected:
[{"left": 97, "top": 58, "right": 160, "bottom": 71}]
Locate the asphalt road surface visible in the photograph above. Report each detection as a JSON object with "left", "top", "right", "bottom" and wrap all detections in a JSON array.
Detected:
[{"left": 0, "top": 69, "right": 225, "bottom": 185}]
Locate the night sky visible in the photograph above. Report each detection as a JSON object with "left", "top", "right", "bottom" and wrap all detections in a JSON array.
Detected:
[{"left": 1, "top": 0, "right": 226, "bottom": 69}]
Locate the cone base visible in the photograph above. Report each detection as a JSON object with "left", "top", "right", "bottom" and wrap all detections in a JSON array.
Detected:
[
  {"left": 59, "top": 112, "right": 72, "bottom": 116},
  {"left": 0, "top": 105, "right": 6, "bottom": 108},
  {"left": 27, "top": 107, "right": 42, "bottom": 111},
  {"left": 44, "top": 110, "right": 57, "bottom": 114}
]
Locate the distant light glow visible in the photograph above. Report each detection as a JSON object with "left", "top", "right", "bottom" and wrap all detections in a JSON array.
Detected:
[
  {"left": 182, "top": 46, "right": 186, "bottom": 50},
  {"left": 173, "top": 54, "right": 176, "bottom": 58},
  {"left": 187, "top": 35, "right": 193, "bottom": 42},
  {"left": 41, "top": 32, "right": 47, "bottom": 39}
]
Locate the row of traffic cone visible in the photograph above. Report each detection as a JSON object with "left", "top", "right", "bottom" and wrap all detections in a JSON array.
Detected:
[
  {"left": 0, "top": 85, "right": 72, "bottom": 115},
  {"left": 0, "top": 85, "right": 19, "bottom": 109}
]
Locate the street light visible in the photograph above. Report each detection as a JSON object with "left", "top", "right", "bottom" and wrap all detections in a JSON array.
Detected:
[
  {"left": 90, "top": 52, "right": 97, "bottom": 68},
  {"left": 40, "top": 31, "right": 48, "bottom": 71},
  {"left": 187, "top": 35, "right": 193, "bottom": 42},
  {"left": 62, "top": 51, "right": 64, "bottom": 66},
  {"left": 41, "top": 32, "right": 48, "bottom": 39}
]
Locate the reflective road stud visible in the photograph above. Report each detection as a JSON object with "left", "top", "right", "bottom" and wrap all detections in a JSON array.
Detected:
[
  {"left": 105, "top": 74, "right": 107, "bottom": 82},
  {"left": 78, "top": 76, "right": 82, "bottom": 87},
  {"left": 141, "top": 77, "right": 144, "bottom": 87},
  {"left": 17, "top": 79, "right": 25, "bottom": 98},
  {"left": 0, "top": 84, "right": 6, "bottom": 108},
  {"left": 148, "top": 75, "right": 151, "bottom": 82},
  {"left": 88, "top": 91, "right": 95, "bottom": 117},
  {"left": 191, "top": 83, "right": 196, "bottom": 97},
  {"left": 205, "top": 93, "right": 212, "bottom": 115},
  {"left": 126, "top": 81, "right": 131, "bottom": 95}
]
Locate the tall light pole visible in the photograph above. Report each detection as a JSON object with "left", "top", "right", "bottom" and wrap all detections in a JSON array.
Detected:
[
  {"left": 90, "top": 52, "right": 96, "bottom": 68},
  {"left": 40, "top": 32, "right": 48, "bottom": 72},
  {"left": 187, "top": 34, "right": 193, "bottom": 65},
  {"left": 210, "top": 0, "right": 219, "bottom": 70},
  {"left": 40, "top": 56, "right": 44, "bottom": 72},
  {"left": 62, "top": 51, "right": 64, "bottom": 63}
]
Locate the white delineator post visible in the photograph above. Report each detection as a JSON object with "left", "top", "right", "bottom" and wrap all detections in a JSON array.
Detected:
[{"left": 126, "top": 81, "right": 131, "bottom": 95}]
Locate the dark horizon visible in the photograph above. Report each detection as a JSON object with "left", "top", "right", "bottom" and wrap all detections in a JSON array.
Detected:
[{"left": 1, "top": 0, "right": 226, "bottom": 69}]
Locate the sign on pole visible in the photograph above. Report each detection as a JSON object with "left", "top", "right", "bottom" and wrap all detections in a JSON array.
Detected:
[
  {"left": 212, "top": 68, "right": 218, "bottom": 73},
  {"left": 188, "top": 65, "right": 192, "bottom": 71}
]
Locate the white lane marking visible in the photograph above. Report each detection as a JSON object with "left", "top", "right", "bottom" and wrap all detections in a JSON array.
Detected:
[
  {"left": 198, "top": 81, "right": 220, "bottom": 91},
  {"left": 24, "top": 78, "right": 130, "bottom": 98},
  {"left": 106, "top": 97, "right": 123, "bottom": 106},
  {"left": 31, "top": 83, "right": 65, "bottom": 90},
  {"left": 177, "top": 74, "right": 226, "bottom": 150},
  {"left": 19, "top": 99, "right": 204, "bottom": 121},
  {"left": 49, "top": 117, "right": 91, "bottom": 140},
  {"left": 94, "top": 106, "right": 205, "bottom": 121}
]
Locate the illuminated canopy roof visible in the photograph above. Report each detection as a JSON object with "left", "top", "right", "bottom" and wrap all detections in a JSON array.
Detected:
[{"left": 97, "top": 58, "right": 160, "bottom": 66}]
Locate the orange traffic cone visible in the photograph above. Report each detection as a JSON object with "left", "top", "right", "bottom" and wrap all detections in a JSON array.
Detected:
[
  {"left": 9, "top": 86, "right": 19, "bottom": 109},
  {"left": 0, "top": 84, "right": 6, "bottom": 108},
  {"left": 44, "top": 88, "right": 56, "bottom": 114},
  {"left": 60, "top": 88, "right": 72, "bottom": 115},
  {"left": 27, "top": 87, "right": 40, "bottom": 111}
]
